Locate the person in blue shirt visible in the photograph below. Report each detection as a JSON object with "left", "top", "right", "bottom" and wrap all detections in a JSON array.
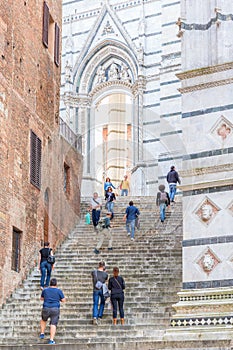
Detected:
[
  {"left": 123, "top": 201, "right": 140, "bottom": 241},
  {"left": 104, "top": 177, "right": 116, "bottom": 195},
  {"left": 39, "top": 278, "right": 66, "bottom": 345}
]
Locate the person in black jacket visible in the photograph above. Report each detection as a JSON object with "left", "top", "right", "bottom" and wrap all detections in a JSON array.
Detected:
[
  {"left": 108, "top": 266, "right": 125, "bottom": 325},
  {"left": 166, "top": 165, "right": 181, "bottom": 202}
]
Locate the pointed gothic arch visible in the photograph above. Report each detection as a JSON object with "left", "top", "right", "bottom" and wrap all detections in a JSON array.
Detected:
[
  {"left": 73, "top": 39, "right": 139, "bottom": 94},
  {"left": 71, "top": 40, "right": 144, "bottom": 195}
]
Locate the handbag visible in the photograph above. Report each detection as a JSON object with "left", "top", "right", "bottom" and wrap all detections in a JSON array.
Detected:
[
  {"left": 102, "top": 283, "right": 110, "bottom": 298},
  {"left": 47, "top": 250, "right": 55, "bottom": 265},
  {"left": 95, "top": 270, "right": 103, "bottom": 289}
]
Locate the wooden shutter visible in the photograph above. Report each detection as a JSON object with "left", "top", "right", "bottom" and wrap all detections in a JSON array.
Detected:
[
  {"left": 54, "top": 23, "right": 60, "bottom": 66},
  {"left": 42, "top": 1, "right": 49, "bottom": 48},
  {"left": 30, "top": 130, "right": 42, "bottom": 189}
]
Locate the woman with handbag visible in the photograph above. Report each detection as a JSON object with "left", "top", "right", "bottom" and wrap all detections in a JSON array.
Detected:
[{"left": 108, "top": 266, "right": 125, "bottom": 325}]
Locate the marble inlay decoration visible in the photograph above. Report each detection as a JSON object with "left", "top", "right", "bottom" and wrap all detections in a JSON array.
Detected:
[
  {"left": 171, "top": 315, "right": 233, "bottom": 327},
  {"left": 194, "top": 197, "right": 221, "bottom": 226},
  {"left": 176, "top": 9, "right": 233, "bottom": 37},
  {"left": 196, "top": 247, "right": 221, "bottom": 275}
]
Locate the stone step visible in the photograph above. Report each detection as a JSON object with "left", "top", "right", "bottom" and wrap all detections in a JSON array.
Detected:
[{"left": 0, "top": 197, "right": 183, "bottom": 346}]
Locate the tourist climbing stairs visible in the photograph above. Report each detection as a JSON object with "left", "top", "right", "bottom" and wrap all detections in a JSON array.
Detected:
[{"left": 0, "top": 196, "right": 183, "bottom": 348}]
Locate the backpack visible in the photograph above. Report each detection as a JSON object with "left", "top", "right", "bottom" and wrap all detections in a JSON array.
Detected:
[
  {"left": 159, "top": 191, "right": 167, "bottom": 203},
  {"left": 98, "top": 217, "right": 110, "bottom": 230}
]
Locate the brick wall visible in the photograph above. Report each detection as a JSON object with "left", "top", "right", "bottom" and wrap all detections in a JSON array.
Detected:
[{"left": 0, "top": 0, "right": 82, "bottom": 305}]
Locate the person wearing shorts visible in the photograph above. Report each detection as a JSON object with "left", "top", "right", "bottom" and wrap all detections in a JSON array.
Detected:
[{"left": 39, "top": 278, "right": 66, "bottom": 345}]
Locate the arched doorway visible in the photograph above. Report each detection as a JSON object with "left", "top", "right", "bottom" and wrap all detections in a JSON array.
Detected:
[{"left": 91, "top": 92, "right": 133, "bottom": 193}]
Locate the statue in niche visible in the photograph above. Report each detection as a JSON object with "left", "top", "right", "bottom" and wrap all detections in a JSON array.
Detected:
[
  {"left": 65, "top": 60, "right": 72, "bottom": 82},
  {"left": 137, "top": 42, "right": 144, "bottom": 65},
  {"left": 217, "top": 123, "right": 231, "bottom": 140},
  {"left": 120, "top": 64, "right": 130, "bottom": 82},
  {"left": 96, "top": 65, "right": 106, "bottom": 84},
  {"left": 200, "top": 204, "right": 213, "bottom": 222},
  {"left": 108, "top": 63, "right": 118, "bottom": 81}
]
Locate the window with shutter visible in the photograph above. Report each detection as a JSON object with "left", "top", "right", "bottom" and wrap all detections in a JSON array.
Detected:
[
  {"left": 54, "top": 23, "right": 60, "bottom": 67},
  {"left": 30, "top": 130, "right": 42, "bottom": 189},
  {"left": 42, "top": 1, "right": 49, "bottom": 48},
  {"left": 12, "top": 228, "right": 22, "bottom": 273},
  {"left": 64, "top": 163, "right": 70, "bottom": 195}
]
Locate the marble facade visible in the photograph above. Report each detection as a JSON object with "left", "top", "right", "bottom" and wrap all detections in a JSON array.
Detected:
[
  {"left": 61, "top": 0, "right": 233, "bottom": 337},
  {"left": 60, "top": 0, "right": 182, "bottom": 196}
]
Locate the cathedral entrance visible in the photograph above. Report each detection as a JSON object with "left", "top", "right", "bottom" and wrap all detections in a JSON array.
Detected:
[{"left": 91, "top": 92, "right": 133, "bottom": 194}]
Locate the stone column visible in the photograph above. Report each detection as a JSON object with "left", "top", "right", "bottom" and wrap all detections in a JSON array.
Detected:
[
  {"left": 166, "top": 0, "right": 233, "bottom": 339},
  {"left": 107, "top": 94, "right": 127, "bottom": 183}
]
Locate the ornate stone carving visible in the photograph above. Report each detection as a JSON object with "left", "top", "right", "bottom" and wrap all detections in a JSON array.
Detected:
[
  {"left": 211, "top": 115, "right": 233, "bottom": 142},
  {"left": 89, "top": 80, "right": 133, "bottom": 98},
  {"left": 96, "top": 65, "right": 106, "bottom": 85},
  {"left": 217, "top": 123, "right": 231, "bottom": 140},
  {"left": 176, "top": 62, "right": 233, "bottom": 81},
  {"left": 108, "top": 63, "right": 119, "bottom": 81},
  {"left": 120, "top": 64, "right": 131, "bottom": 82},
  {"left": 194, "top": 197, "right": 220, "bottom": 225},
  {"left": 178, "top": 77, "right": 233, "bottom": 94},
  {"left": 65, "top": 61, "right": 72, "bottom": 83},
  {"left": 197, "top": 247, "right": 221, "bottom": 275},
  {"left": 180, "top": 163, "right": 233, "bottom": 177},
  {"left": 102, "top": 20, "right": 114, "bottom": 36}
]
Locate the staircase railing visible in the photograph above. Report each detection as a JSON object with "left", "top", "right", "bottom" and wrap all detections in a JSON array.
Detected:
[{"left": 59, "top": 117, "right": 82, "bottom": 153}]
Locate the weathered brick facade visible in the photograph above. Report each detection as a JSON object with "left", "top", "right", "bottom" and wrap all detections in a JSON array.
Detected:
[{"left": 0, "top": 0, "right": 82, "bottom": 305}]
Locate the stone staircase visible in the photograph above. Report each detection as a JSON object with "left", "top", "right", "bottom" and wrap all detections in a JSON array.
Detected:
[{"left": 0, "top": 196, "right": 183, "bottom": 348}]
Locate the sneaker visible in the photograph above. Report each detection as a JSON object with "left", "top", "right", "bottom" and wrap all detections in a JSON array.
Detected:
[
  {"left": 93, "top": 318, "right": 98, "bottom": 325},
  {"left": 131, "top": 238, "right": 134, "bottom": 241},
  {"left": 127, "top": 232, "right": 131, "bottom": 236},
  {"left": 39, "top": 333, "right": 45, "bottom": 339},
  {"left": 93, "top": 248, "right": 100, "bottom": 254},
  {"left": 40, "top": 286, "right": 44, "bottom": 290},
  {"left": 48, "top": 340, "right": 55, "bottom": 344}
]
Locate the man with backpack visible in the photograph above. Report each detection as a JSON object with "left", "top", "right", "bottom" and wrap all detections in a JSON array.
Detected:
[
  {"left": 93, "top": 212, "right": 113, "bottom": 254},
  {"left": 156, "top": 184, "right": 170, "bottom": 223}
]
